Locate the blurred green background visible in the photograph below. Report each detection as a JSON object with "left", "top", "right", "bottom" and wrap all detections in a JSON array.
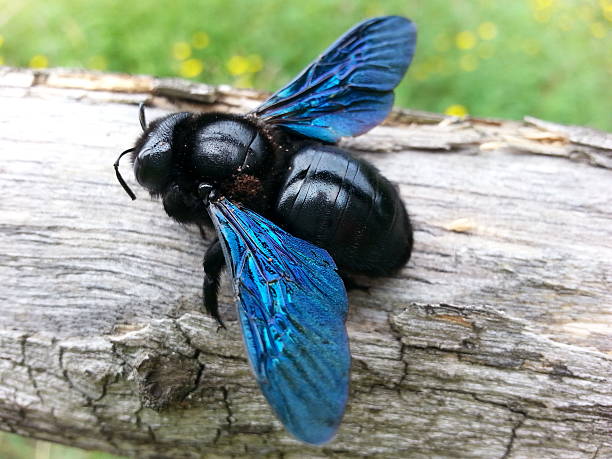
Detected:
[
  {"left": 1, "top": 0, "right": 611, "bottom": 130},
  {"left": 0, "top": 433, "right": 121, "bottom": 459},
  {"left": 0, "top": 0, "right": 610, "bottom": 457}
]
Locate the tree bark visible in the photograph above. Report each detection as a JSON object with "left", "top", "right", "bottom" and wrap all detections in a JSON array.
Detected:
[{"left": 0, "top": 67, "right": 610, "bottom": 458}]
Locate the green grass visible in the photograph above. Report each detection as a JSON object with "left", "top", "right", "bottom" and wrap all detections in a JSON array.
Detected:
[
  {"left": 0, "top": 432, "right": 123, "bottom": 459},
  {"left": 0, "top": 1, "right": 610, "bottom": 457},
  {"left": 1, "top": 0, "right": 611, "bottom": 129}
]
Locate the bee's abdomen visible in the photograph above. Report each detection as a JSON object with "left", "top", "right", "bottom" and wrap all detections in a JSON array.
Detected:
[{"left": 275, "top": 143, "right": 413, "bottom": 276}]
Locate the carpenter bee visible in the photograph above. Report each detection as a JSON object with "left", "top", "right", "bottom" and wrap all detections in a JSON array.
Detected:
[{"left": 114, "top": 16, "right": 416, "bottom": 444}]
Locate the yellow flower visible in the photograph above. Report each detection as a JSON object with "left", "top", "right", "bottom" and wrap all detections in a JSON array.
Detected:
[
  {"left": 532, "top": 0, "right": 555, "bottom": 11},
  {"left": 227, "top": 55, "right": 250, "bottom": 75},
  {"left": 192, "top": 32, "right": 210, "bottom": 49},
  {"left": 459, "top": 54, "right": 478, "bottom": 72},
  {"left": 601, "top": 0, "right": 612, "bottom": 22},
  {"left": 530, "top": 0, "right": 555, "bottom": 23},
  {"left": 477, "top": 22, "right": 498, "bottom": 40},
  {"left": 455, "top": 31, "right": 477, "bottom": 50},
  {"left": 172, "top": 42, "right": 191, "bottom": 60},
  {"left": 179, "top": 58, "right": 204, "bottom": 78},
  {"left": 445, "top": 104, "right": 468, "bottom": 117},
  {"left": 590, "top": 22, "right": 607, "bottom": 38},
  {"left": 29, "top": 55, "right": 48, "bottom": 68}
]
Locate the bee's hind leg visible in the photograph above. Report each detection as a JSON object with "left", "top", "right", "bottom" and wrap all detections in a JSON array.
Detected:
[{"left": 202, "top": 239, "right": 226, "bottom": 328}]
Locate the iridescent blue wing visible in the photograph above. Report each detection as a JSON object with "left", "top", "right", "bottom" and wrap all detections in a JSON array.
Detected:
[
  {"left": 207, "top": 197, "right": 350, "bottom": 445},
  {"left": 253, "top": 16, "right": 417, "bottom": 143}
]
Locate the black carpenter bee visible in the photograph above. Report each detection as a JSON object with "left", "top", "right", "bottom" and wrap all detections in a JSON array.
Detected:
[{"left": 114, "top": 16, "right": 416, "bottom": 444}]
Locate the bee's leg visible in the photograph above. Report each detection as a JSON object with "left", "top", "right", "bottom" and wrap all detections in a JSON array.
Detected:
[
  {"left": 339, "top": 272, "right": 370, "bottom": 293},
  {"left": 203, "top": 239, "right": 226, "bottom": 328}
]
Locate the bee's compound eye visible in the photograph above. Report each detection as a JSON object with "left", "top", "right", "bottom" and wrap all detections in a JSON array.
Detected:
[
  {"left": 134, "top": 144, "right": 172, "bottom": 192},
  {"left": 131, "top": 112, "right": 191, "bottom": 193}
]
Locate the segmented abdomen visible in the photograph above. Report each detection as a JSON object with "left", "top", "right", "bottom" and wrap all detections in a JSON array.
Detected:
[{"left": 275, "top": 142, "right": 413, "bottom": 276}]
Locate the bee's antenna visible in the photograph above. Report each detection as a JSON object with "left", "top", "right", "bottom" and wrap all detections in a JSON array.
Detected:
[
  {"left": 114, "top": 148, "right": 137, "bottom": 200},
  {"left": 139, "top": 102, "right": 147, "bottom": 131}
]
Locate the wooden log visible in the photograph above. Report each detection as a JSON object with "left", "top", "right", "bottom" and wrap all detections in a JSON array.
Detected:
[{"left": 0, "top": 68, "right": 610, "bottom": 458}]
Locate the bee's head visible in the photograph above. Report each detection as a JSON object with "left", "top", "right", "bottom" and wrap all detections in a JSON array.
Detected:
[{"left": 114, "top": 104, "right": 189, "bottom": 199}]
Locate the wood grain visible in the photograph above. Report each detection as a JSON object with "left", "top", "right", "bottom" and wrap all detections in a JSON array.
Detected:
[{"left": 0, "top": 68, "right": 610, "bottom": 458}]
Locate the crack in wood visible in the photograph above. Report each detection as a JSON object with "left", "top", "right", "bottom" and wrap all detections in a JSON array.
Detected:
[{"left": 1, "top": 67, "right": 611, "bottom": 457}]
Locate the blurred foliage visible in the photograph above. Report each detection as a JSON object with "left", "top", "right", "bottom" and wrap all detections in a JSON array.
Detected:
[
  {"left": 0, "top": 0, "right": 610, "bottom": 129},
  {"left": 0, "top": 0, "right": 610, "bottom": 457},
  {"left": 0, "top": 431, "right": 123, "bottom": 459}
]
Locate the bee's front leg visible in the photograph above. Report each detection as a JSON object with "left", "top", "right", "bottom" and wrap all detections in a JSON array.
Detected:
[{"left": 202, "top": 239, "right": 226, "bottom": 328}]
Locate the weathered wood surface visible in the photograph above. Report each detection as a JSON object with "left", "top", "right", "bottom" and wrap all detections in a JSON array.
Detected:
[{"left": 0, "top": 68, "right": 611, "bottom": 458}]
